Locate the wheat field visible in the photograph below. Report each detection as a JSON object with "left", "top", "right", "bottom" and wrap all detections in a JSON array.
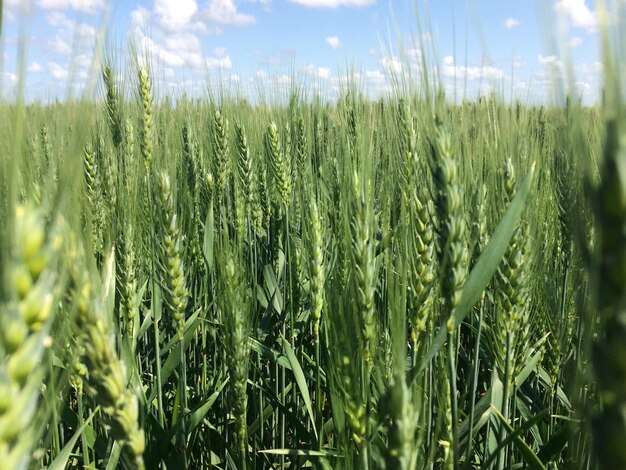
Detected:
[{"left": 1, "top": 12, "right": 626, "bottom": 469}]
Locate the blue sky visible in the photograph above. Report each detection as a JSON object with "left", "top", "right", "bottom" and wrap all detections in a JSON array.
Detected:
[{"left": 0, "top": 0, "right": 603, "bottom": 103}]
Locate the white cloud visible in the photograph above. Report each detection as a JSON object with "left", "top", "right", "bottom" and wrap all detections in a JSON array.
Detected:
[
  {"left": 214, "top": 46, "right": 228, "bottom": 58},
  {"left": 575, "top": 61, "right": 602, "bottom": 86},
  {"left": 536, "top": 54, "right": 566, "bottom": 85},
  {"left": 287, "top": 0, "right": 374, "bottom": 7},
  {"left": 45, "top": 12, "right": 96, "bottom": 56},
  {"left": 28, "top": 62, "right": 44, "bottom": 73},
  {"left": 37, "top": 0, "right": 104, "bottom": 14},
  {"left": 514, "top": 81, "right": 530, "bottom": 93},
  {"left": 154, "top": 0, "right": 201, "bottom": 31},
  {"left": 380, "top": 56, "right": 402, "bottom": 74},
  {"left": 133, "top": 32, "right": 203, "bottom": 68},
  {"left": 569, "top": 36, "right": 583, "bottom": 48},
  {"left": 504, "top": 17, "right": 520, "bottom": 29},
  {"left": 538, "top": 54, "right": 563, "bottom": 67},
  {"left": 130, "top": 0, "right": 252, "bottom": 72},
  {"left": 133, "top": 0, "right": 255, "bottom": 41},
  {"left": 442, "top": 56, "right": 504, "bottom": 80},
  {"left": 538, "top": 54, "right": 556, "bottom": 65},
  {"left": 303, "top": 65, "right": 331, "bottom": 80},
  {"left": 478, "top": 83, "right": 495, "bottom": 97},
  {"left": 574, "top": 80, "right": 592, "bottom": 95},
  {"left": 163, "top": 33, "right": 204, "bottom": 68},
  {"left": 48, "top": 36, "right": 72, "bottom": 55},
  {"left": 130, "top": 7, "right": 150, "bottom": 29},
  {"left": 363, "top": 69, "right": 388, "bottom": 96},
  {"left": 5, "top": 0, "right": 23, "bottom": 13},
  {"left": 475, "top": 66, "right": 504, "bottom": 80},
  {"left": 47, "top": 62, "right": 69, "bottom": 80},
  {"left": 326, "top": 36, "right": 341, "bottom": 49},
  {"left": 2, "top": 72, "right": 17, "bottom": 86},
  {"left": 364, "top": 69, "right": 384, "bottom": 81},
  {"left": 46, "top": 11, "right": 72, "bottom": 28},
  {"left": 554, "top": 0, "right": 597, "bottom": 32},
  {"left": 317, "top": 67, "right": 331, "bottom": 79},
  {"left": 203, "top": 0, "right": 255, "bottom": 26},
  {"left": 266, "top": 50, "right": 296, "bottom": 66},
  {"left": 206, "top": 48, "right": 233, "bottom": 69},
  {"left": 277, "top": 74, "right": 291, "bottom": 85},
  {"left": 50, "top": 11, "right": 99, "bottom": 38},
  {"left": 578, "top": 61, "right": 603, "bottom": 76},
  {"left": 248, "top": 0, "right": 271, "bottom": 7},
  {"left": 205, "top": 56, "right": 232, "bottom": 69},
  {"left": 73, "top": 53, "right": 92, "bottom": 70},
  {"left": 129, "top": 1, "right": 253, "bottom": 75},
  {"left": 1, "top": 72, "right": 17, "bottom": 99},
  {"left": 405, "top": 47, "right": 422, "bottom": 61},
  {"left": 524, "top": 55, "right": 600, "bottom": 104}
]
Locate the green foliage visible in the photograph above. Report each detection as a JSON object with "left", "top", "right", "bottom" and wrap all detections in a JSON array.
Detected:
[{"left": 0, "top": 60, "right": 606, "bottom": 470}]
